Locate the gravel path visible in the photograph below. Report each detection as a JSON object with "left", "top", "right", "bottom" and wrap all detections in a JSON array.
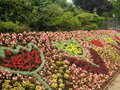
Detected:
[{"left": 106, "top": 71, "right": 120, "bottom": 90}]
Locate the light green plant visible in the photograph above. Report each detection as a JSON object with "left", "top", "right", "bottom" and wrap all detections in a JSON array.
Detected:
[
  {"left": 22, "top": 81, "right": 35, "bottom": 90},
  {"left": 51, "top": 39, "right": 86, "bottom": 57},
  {"left": 97, "top": 45, "right": 120, "bottom": 60},
  {"left": 0, "top": 21, "right": 29, "bottom": 33},
  {"left": 101, "top": 35, "right": 116, "bottom": 45},
  {"left": 35, "top": 85, "right": 42, "bottom": 90},
  {"left": 10, "top": 87, "right": 25, "bottom": 90},
  {"left": 1, "top": 80, "right": 44, "bottom": 90},
  {"left": 51, "top": 56, "right": 72, "bottom": 90}
]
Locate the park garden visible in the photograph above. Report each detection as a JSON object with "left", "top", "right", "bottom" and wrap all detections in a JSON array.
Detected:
[{"left": 0, "top": 0, "right": 120, "bottom": 90}]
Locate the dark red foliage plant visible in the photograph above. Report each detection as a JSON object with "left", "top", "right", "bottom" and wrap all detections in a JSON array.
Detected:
[
  {"left": 89, "top": 48, "right": 109, "bottom": 74},
  {"left": 113, "top": 36, "right": 120, "bottom": 46},
  {"left": 116, "top": 41, "right": 120, "bottom": 46},
  {"left": 62, "top": 48, "right": 109, "bottom": 74},
  {"left": 108, "top": 43, "right": 120, "bottom": 54},
  {"left": 114, "top": 36, "right": 120, "bottom": 41}
]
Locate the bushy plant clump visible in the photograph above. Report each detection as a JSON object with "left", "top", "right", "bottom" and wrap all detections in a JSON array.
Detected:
[
  {"left": 0, "top": 21, "right": 30, "bottom": 33},
  {"left": 77, "top": 13, "right": 105, "bottom": 30},
  {"left": 0, "top": 80, "right": 42, "bottom": 90},
  {"left": 52, "top": 39, "right": 85, "bottom": 57},
  {"left": 51, "top": 56, "right": 72, "bottom": 90}
]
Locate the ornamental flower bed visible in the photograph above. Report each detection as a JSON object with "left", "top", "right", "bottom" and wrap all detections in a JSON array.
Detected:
[
  {"left": 0, "top": 30, "right": 120, "bottom": 90},
  {"left": 1, "top": 48, "right": 41, "bottom": 71}
]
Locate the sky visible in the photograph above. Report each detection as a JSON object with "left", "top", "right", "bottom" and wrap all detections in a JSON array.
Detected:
[{"left": 67, "top": 0, "right": 72, "bottom": 3}]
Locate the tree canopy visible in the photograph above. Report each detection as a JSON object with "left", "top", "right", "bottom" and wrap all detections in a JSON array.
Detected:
[
  {"left": 0, "top": 0, "right": 106, "bottom": 32},
  {"left": 72, "top": 0, "right": 113, "bottom": 15},
  {"left": 111, "top": 0, "right": 120, "bottom": 19}
]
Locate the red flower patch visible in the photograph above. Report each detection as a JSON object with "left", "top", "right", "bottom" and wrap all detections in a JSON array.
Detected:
[
  {"left": 90, "top": 40, "right": 104, "bottom": 47},
  {"left": 114, "top": 36, "right": 120, "bottom": 40},
  {"left": 0, "top": 48, "right": 41, "bottom": 71}
]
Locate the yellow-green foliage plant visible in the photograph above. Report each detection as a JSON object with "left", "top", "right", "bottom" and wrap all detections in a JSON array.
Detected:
[
  {"left": 51, "top": 39, "right": 86, "bottom": 57},
  {"left": 51, "top": 56, "right": 72, "bottom": 90},
  {"left": 0, "top": 80, "right": 42, "bottom": 90},
  {"left": 101, "top": 35, "right": 117, "bottom": 45}
]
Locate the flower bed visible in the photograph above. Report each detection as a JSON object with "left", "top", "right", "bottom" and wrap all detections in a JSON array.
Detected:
[
  {"left": 51, "top": 39, "right": 86, "bottom": 57},
  {"left": 0, "top": 30, "right": 120, "bottom": 90},
  {"left": 1, "top": 48, "right": 41, "bottom": 71}
]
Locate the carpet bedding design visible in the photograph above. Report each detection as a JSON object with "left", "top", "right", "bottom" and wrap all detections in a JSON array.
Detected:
[{"left": 0, "top": 30, "right": 120, "bottom": 90}]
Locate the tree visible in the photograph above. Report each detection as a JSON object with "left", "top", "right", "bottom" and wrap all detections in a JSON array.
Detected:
[
  {"left": 52, "top": 12, "right": 81, "bottom": 31},
  {"left": 52, "top": 0, "right": 82, "bottom": 15},
  {"left": 39, "top": 4, "right": 64, "bottom": 31},
  {"left": 76, "top": 13, "right": 105, "bottom": 30},
  {"left": 111, "top": 0, "right": 120, "bottom": 20},
  {"left": 0, "top": 0, "right": 39, "bottom": 25},
  {"left": 72, "top": 0, "right": 113, "bottom": 15},
  {"left": 29, "top": 0, "right": 52, "bottom": 7}
]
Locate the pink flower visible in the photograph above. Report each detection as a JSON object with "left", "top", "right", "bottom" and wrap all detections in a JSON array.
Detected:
[{"left": 12, "top": 76, "right": 18, "bottom": 80}]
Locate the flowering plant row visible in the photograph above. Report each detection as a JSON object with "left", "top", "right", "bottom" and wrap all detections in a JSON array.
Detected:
[{"left": 0, "top": 30, "right": 120, "bottom": 89}]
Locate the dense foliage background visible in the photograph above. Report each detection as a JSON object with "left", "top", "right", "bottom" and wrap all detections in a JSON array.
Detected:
[{"left": 0, "top": 0, "right": 118, "bottom": 32}]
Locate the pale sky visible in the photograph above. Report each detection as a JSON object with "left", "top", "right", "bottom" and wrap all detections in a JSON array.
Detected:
[{"left": 67, "top": 0, "right": 72, "bottom": 3}]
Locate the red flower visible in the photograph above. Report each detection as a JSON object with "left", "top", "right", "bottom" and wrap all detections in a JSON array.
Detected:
[
  {"left": 4, "top": 50, "right": 12, "bottom": 55},
  {"left": 1, "top": 49, "right": 41, "bottom": 71},
  {"left": 91, "top": 40, "right": 104, "bottom": 47}
]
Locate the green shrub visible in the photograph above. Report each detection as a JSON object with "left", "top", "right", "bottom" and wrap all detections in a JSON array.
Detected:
[
  {"left": 82, "top": 23, "right": 98, "bottom": 30},
  {"left": 0, "top": 0, "right": 37, "bottom": 25},
  {"left": 77, "top": 13, "right": 105, "bottom": 30},
  {"left": 52, "top": 12, "right": 81, "bottom": 31},
  {"left": 40, "top": 3, "right": 64, "bottom": 31},
  {"left": 0, "top": 21, "right": 30, "bottom": 33}
]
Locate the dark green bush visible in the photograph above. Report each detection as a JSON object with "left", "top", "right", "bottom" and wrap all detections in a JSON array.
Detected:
[
  {"left": 77, "top": 13, "right": 105, "bottom": 30},
  {"left": 0, "top": 0, "right": 31, "bottom": 24},
  {"left": 0, "top": 21, "right": 30, "bottom": 33},
  {"left": 52, "top": 12, "right": 81, "bottom": 31},
  {"left": 0, "top": 0, "right": 40, "bottom": 29},
  {"left": 0, "top": 0, "right": 105, "bottom": 31},
  {"left": 82, "top": 23, "right": 98, "bottom": 30},
  {"left": 40, "top": 3, "right": 64, "bottom": 31}
]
